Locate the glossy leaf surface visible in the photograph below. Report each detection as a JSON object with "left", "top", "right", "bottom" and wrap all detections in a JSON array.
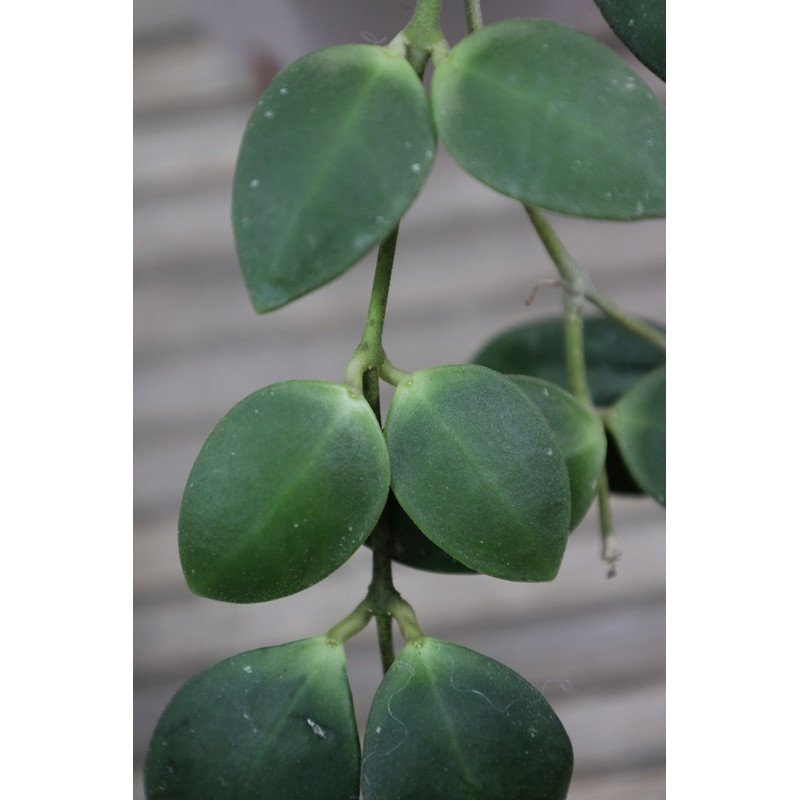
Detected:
[
  {"left": 594, "top": 0, "right": 665, "bottom": 80},
  {"left": 431, "top": 19, "right": 665, "bottom": 219},
  {"left": 510, "top": 376, "right": 606, "bottom": 529},
  {"left": 233, "top": 44, "right": 435, "bottom": 312},
  {"left": 179, "top": 381, "right": 390, "bottom": 602},
  {"left": 362, "top": 637, "right": 573, "bottom": 800},
  {"left": 145, "top": 637, "right": 360, "bottom": 800},
  {"left": 384, "top": 365, "right": 571, "bottom": 582},
  {"left": 607, "top": 366, "right": 665, "bottom": 505}
]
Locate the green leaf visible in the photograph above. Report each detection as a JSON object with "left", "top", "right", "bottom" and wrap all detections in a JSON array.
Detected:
[
  {"left": 384, "top": 365, "right": 571, "bottom": 582},
  {"left": 362, "top": 637, "right": 573, "bottom": 800},
  {"left": 366, "top": 494, "right": 476, "bottom": 575},
  {"left": 145, "top": 636, "right": 360, "bottom": 800},
  {"left": 607, "top": 366, "right": 665, "bottom": 505},
  {"left": 233, "top": 44, "right": 435, "bottom": 312},
  {"left": 473, "top": 316, "right": 664, "bottom": 496},
  {"left": 179, "top": 381, "right": 390, "bottom": 602},
  {"left": 594, "top": 0, "right": 665, "bottom": 80},
  {"left": 431, "top": 19, "right": 665, "bottom": 219},
  {"left": 473, "top": 316, "right": 665, "bottom": 408},
  {"left": 509, "top": 376, "right": 606, "bottom": 529}
]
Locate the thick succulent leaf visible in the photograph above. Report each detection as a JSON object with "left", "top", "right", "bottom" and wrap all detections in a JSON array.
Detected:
[
  {"left": 607, "top": 365, "right": 665, "bottom": 504},
  {"left": 179, "top": 381, "right": 390, "bottom": 602},
  {"left": 362, "top": 637, "right": 573, "bottom": 800},
  {"left": 431, "top": 19, "right": 665, "bottom": 219},
  {"left": 233, "top": 44, "right": 435, "bottom": 312},
  {"left": 384, "top": 365, "right": 571, "bottom": 582},
  {"left": 145, "top": 637, "right": 360, "bottom": 800},
  {"left": 509, "top": 376, "right": 606, "bottom": 529},
  {"left": 594, "top": 0, "right": 665, "bottom": 80}
]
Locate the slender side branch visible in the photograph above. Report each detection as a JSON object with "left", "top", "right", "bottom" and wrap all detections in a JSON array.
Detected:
[
  {"left": 525, "top": 205, "right": 624, "bottom": 575},
  {"left": 585, "top": 288, "right": 666, "bottom": 350},
  {"left": 525, "top": 205, "right": 665, "bottom": 352},
  {"left": 464, "top": 0, "right": 483, "bottom": 32}
]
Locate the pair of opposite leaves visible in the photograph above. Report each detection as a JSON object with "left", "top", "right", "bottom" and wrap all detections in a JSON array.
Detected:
[
  {"left": 179, "top": 363, "right": 607, "bottom": 604},
  {"left": 145, "top": 635, "right": 573, "bottom": 800},
  {"left": 233, "top": 18, "right": 666, "bottom": 313}
]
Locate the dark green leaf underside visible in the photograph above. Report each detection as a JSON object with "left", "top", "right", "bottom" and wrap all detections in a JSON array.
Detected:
[
  {"left": 432, "top": 19, "right": 665, "bottom": 219},
  {"left": 145, "top": 637, "right": 360, "bottom": 800},
  {"left": 233, "top": 44, "right": 435, "bottom": 312},
  {"left": 473, "top": 316, "right": 665, "bottom": 407},
  {"left": 594, "top": 0, "right": 665, "bottom": 80},
  {"left": 362, "top": 638, "right": 573, "bottom": 800},
  {"left": 607, "top": 365, "right": 665, "bottom": 504}
]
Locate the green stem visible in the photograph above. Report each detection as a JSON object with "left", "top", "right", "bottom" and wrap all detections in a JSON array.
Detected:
[
  {"left": 342, "top": 227, "right": 425, "bottom": 671},
  {"left": 525, "top": 205, "right": 665, "bottom": 352},
  {"left": 326, "top": 598, "right": 373, "bottom": 645},
  {"left": 525, "top": 205, "right": 626, "bottom": 574},
  {"left": 464, "top": 0, "right": 484, "bottom": 32},
  {"left": 526, "top": 206, "right": 592, "bottom": 403},
  {"left": 585, "top": 289, "right": 666, "bottom": 350},
  {"left": 596, "top": 470, "right": 622, "bottom": 577},
  {"left": 392, "top": 0, "right": 448, "bottom": 75},
  {"left": 345, "top": 226, "right": 399, "bottom": 395}
]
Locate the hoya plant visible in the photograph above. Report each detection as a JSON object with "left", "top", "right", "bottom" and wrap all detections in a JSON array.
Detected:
[{"left": 144, "top": 1, "right": 665, "bottom": 797}]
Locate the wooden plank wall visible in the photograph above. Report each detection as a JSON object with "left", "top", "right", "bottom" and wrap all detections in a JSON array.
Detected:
[{"left": 133, "top": 2, "right": 666, "bottom": 797}]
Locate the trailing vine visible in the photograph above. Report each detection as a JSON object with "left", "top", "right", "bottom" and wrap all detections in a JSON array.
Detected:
[{"left": 145, "top": 1, "right": 665, "bottom": 797}]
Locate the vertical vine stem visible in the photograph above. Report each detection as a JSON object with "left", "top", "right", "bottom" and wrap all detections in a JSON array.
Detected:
[
  {"left": 524, "top": 205, "right": 620, "bottom": 574},
  {"left": 345, "top": 226, "right": 398, "bottom": 395},
  {"left": 343, "top": 224, "right": 425, "bottom": 670}
]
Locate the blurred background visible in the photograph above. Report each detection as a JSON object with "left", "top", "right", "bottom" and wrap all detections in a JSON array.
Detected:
[{"left": 133, "top": 1, "right": 666, "bottom": 797}]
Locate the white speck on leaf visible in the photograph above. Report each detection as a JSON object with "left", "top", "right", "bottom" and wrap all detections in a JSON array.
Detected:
[
  {"left": 264, "top": 109, "right": 274, "bottom": 118},
  {"left": 410, "top": 162, "right": 421, "bottom": 173},
  {"left": 306, "top": 718, "right": 326, "bottom": 738},
  {"left": 279, "top": 86, "right": 288, "bottom": 95},
  {"left": 546, "top": 448, "right": 553, "bottom": 456},
  {"left": 249, "top": 178, "right": 260, "bottom": 189},
  {"left": 243, "top": 665, "right": 253, "bottom": 673}
]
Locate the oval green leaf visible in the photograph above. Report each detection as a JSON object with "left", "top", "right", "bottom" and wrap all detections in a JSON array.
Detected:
[
  {"left": 362, "top": 637, "right": 573, "bottom": 800},
  {"left": 509, "top": 376, "right": 606, "bottom": 529},
  {"left": 145, "top": 636, "right": 360, "bottom": 800},
  {"left": 233, "top": 44, "right": 435, "bottom": 312},
  {"left": 384, "top": 365, "right": 571, "bottom": 582},
  {"left": 179, "top": 381, "right": 390, "bottom": 602},
  {"left": 594, "top": 0, "right": 665, "bottom": 80},
  {"left": 431, "top": 19, "right": 665, "bottom": 219},
  {"left": 607, "top": 365, "right": 665, "bottom": 505}
]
